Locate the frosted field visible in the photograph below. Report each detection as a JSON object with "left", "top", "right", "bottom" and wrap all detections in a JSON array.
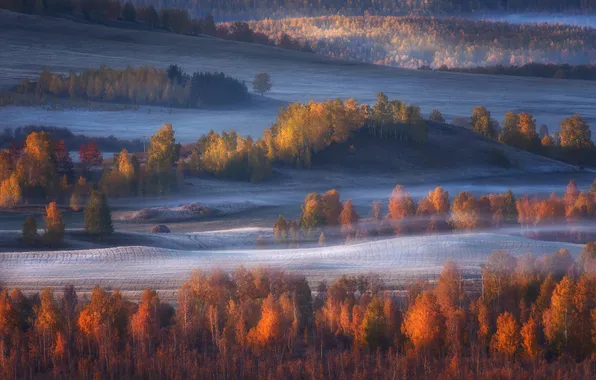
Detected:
[
  {"left": 0, "top": 232, "right": 583, "bottom": 300},
  {"left": 1, "top": 11, "right": 596, "bottom": 142}
]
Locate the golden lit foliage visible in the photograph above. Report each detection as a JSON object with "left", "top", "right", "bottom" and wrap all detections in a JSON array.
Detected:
[
  {"left": 388, "top": 185, "right": 416, "bottom": 234},
  {"left": 43, "top": 202, "right": 65, "bottom": 244},
  {"left": 560, "top": 115, "right": 594, "bottom": 149},
  {"left": 543, "top": 276, "right": 575, "bottom": 353},
  {"left": 0, "top": 174, "right": 22, "bottom": 208},
  {"left": 402, "top": 291, "right": 444, "bottom": 352},
  {"left": 450, "top": 191, "right": 478, "bottom": 229},
  {"left": 490, "top": 312, "right": 519, "bottom": 357}
]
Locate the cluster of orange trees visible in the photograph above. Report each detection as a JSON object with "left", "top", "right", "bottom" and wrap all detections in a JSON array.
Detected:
[
  {"left": 273, "top": 179, "right": 596, "bottom": 245},
  {"left": 0, "top": 123, "right": 181, "bottom": 215},
  {"left": 0, "top": 249, "right": 594, "bottom": 378}
]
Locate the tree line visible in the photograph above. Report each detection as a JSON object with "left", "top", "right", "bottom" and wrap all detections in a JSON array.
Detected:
[
  {"left": 247, "top": 16, "right": 596, "bottom": 69},
  {"left": 0, "top": 250, "right": 593, "bottom": 378},
  {"left": 0, "top": 0, "right": 312, "bottom": 52},
  {"left": 17, "top": 66, "right": 249, "bottom": 107},
  {"left": 426, "top": 62, "right": 596, "bottom": 81},
  {"left": 466, "top": 106, "right": 595, "bottom": 165},
  {"left": 272, "top": 179, "right": 596, "bottom": 246}
]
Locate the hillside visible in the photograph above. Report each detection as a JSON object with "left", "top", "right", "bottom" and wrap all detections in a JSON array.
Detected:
[
  {"left": 312, "top": 121, "right": 576, "bottom": 174},
  {"left": 1, "top": 9, "right": 595, "bottom": 141}
]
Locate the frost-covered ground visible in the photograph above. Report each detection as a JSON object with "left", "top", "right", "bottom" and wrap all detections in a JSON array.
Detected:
[
  {"left": 1, "top": 11, "right": 595, "bottom": 142},
  {"left": 0, "top": 232, "right": 583, "bottom": 300}
]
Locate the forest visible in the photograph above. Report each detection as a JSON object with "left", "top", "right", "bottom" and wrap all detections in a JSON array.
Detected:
[
  {"left": 0, "top": 250, "right": 593, "bottom": 378},
  {"left": 247, "top": 16, "right": 596, "bottom": 69},
  {"left": 15, "top": 66, "right": 249, "bottom": 107}
]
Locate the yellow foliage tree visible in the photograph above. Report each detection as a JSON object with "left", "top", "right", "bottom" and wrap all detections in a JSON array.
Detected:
[
  {"left": 43, "top": 202, "right": 65, "bottom": 244},
  {"left": 0, "top": 174, "right": 22, "bottom": 208}
]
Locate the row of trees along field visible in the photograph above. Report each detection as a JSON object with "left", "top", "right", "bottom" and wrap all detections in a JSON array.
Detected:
[
  {"left": 273, "top": 179, "right": 596, "bottom": 246},
  {"left": 248, "top": 16, "right": 596, "bottom": 69},
  {"left": 0, "top": 0, "right": 312, "bottom": 52},
  {"left": 465, "top": 106, "right": 595, "bottom": 165},
  {"left": 431, "top": 62, "right": 596, "bottom": 81},
  {"left": 0, "top": 252, "right": 593, "bottom": 378},
  {"left": 17, "top": 66, "right": 249, "bottom": 107}
]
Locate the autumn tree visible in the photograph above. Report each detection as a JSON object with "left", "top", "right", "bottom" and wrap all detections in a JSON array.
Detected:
[
  {"left": 357, "top": 297, "right": 388, "bottom": 350},
  {"left": 17, "top": 131, "right": 55, "bottom": 195},
  {"left": 84, "top": 190, "right": 113, "bottom": 237},
  {"left": 489, "top": 311, "right": 519, "bottom": 358},
  {"left": 388, "top": 185, "right": 416, "bottom": 234},
  {"left": 34, "top": 288, "right": 61, "bottom": 363},
  {"left": 521, "top": 317, "right": 540, "bottom": 359},
  {"left": 402, "top": 291, "right": 444, "bottom": 352},
  {"left": 248, "top": 294, "right": 284, "bottom": 349},
  {"left": 320, "top": 189, "right": 342, "bottom": 226},
  {"left": 131, "top": 289, "right": 161, "bottom": 354},
  {"left": 43, "top": 202, "right": 65, "bottom": 245},
  {"left": 0, "top": 174, "right": 22, "bottom": 208},
  {"left": 339, "top": 200, "right": 359, "bottom": 240},
  {"left": 559, "top": 115, "right": 593, "bottom": 149},
  {"left": 450, "top": 191, "right": 478, "bottom": 230},
  {"left": 299, "top": 193, "right": 323, "bottom": 236},
  {"left": 252, "top": 72, "right": 272, "bottom": 96},
  {"left": 543, "top": 276, "right": 575, "bottom": 354},
  {"left": 146, "top": 124, "right": 177, "bottom": 194},
  {"left": 79, "top": 141, "right": 103, "bottom": 167},
  {"left": 52, "top": 139, "right": 74, "bottom": 180},
  {"left": 470, "top": 106, "right": 497, "bottom": 139},
  {"left": 541, "top": 134, "right": 554, "bottom": 146},
  {"left": 436, "top": 260, "right": 463, "bottom": 313}
]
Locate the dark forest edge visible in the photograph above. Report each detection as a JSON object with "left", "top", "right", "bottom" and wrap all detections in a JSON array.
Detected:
[
  {"left": 420, "top": 62, "right": 596, "bottom": 81},
  {"left": 0, "top": 0, "right": 313, "bottom": 52},
  {"left": 0, "top": 251, "right": 594, "bottom": 378}
]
